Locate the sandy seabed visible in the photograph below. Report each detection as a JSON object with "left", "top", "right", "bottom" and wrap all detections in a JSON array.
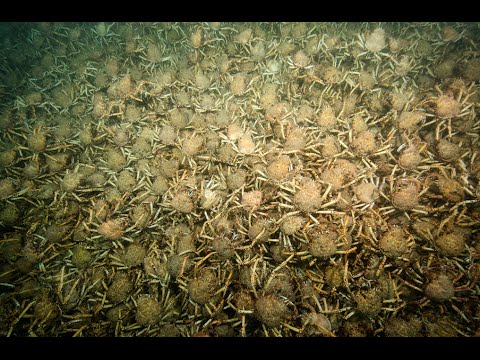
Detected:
[{"left": 0, "top": 22, "right": 479, "bottom": 337}]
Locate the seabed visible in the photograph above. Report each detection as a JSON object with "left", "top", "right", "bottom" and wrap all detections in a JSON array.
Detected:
[{"left": 0, "top": 22, "right": 479, "bottom": 337}]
